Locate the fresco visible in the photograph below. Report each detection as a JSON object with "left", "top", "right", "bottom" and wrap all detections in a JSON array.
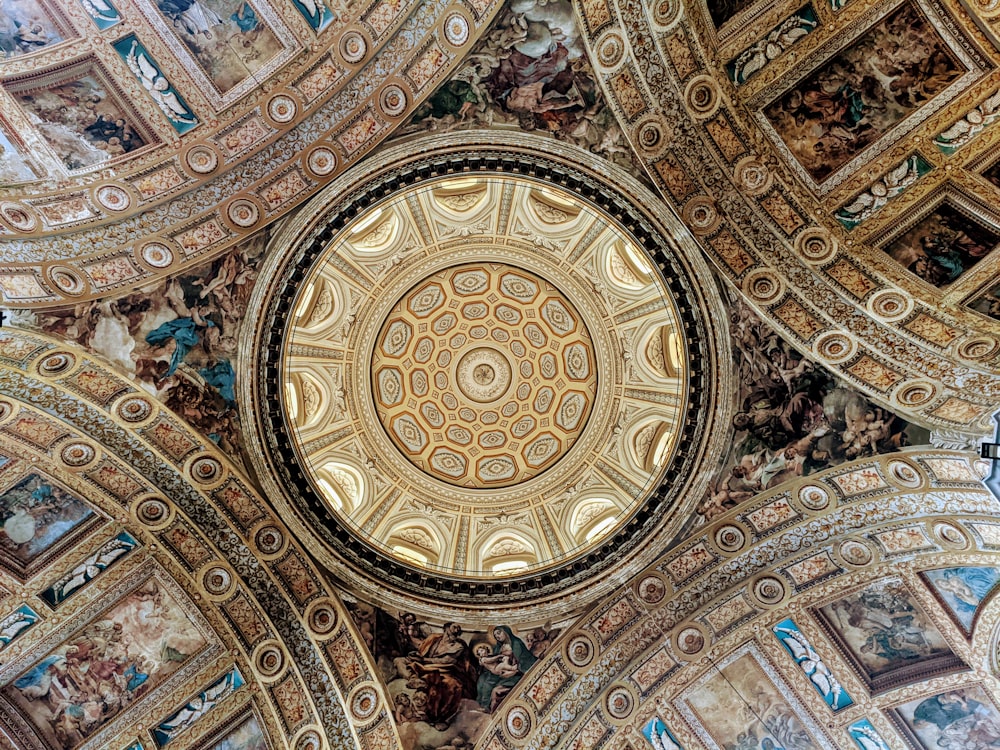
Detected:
[
  {"left": 847, "top": 719, "right": 891, "bottom": 750},
  {"left": 290, "top": 0, "right": 334, "bottom": 31},
  {"left": 153, "top": 667, "right": 244, "bottom": 746},
  {"left": 152, "top": 0, "right": 284, "bottom": 95},
  {"left": 0, "top": 473, "right": 97, "bottom": 575},
  {"left": 883, "top": 202, "right": 999, "bottom": 287},
  {"left": 763, "top": 1, "right": 964, "bottom": 183},
  {"left": 12, "top": 71, "right": 149, "bottom": 170},
  {"left": 920, "top": 567, "right": 1000, "bottom": 636},
  {"left": 0, "top": 126, "right": 38, "bottom": 183},
  {"left": 207, "top": 715, "right": 268, "bottom": 750},
  {"left": 815, "top": 579, "right": 965, "bottom": 693},
  {"left": 696, "top": 299, "right": 927, "bottom": 523},
  {"left": 772, "top": 618, "right": 853, "bottom": 710},
  {"left": 681, "top": 648, "right": 821, "bottom": 750},
  {"left": 345, "top": 600, "right": 558, "bottom": 749},
  {"left": 400, "top": 0, "right": 639, "bottom": 174},
  {"left": 114, "top": 36, "right": 199, "bottom": 135},
  {"left": 22, "top": 232, "right": 267, "bottom": 464},
  {"left": 0, "top": 0, "right": 64, "bottom": 57},
  {"left": 894, "top": 685, "right": 1000, "bottom": 750},
  {"left": 5, "top": 576, "right": 209, "bottom": 749},
  {"left": 968, "top": 282, "right": 1000, "bottom": 321},
  {"left": 643, "top": 716, "right": 684, "bottom": 749},
  {"left": 707, "top": 0, "right": 759, "bottom": 28},
  {"left": 0, "top": 605, "right": 40, "bottom": 652},
  {"left": 41, "top": 532, "right": 138, "bottom": 607},
  {"left": 77, "top": 0, "right": 121, "bottom": 30}
]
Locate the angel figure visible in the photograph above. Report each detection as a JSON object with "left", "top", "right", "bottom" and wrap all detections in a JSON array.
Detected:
[{"left": 124, "top": 41, "right": 196, "bottom": 126}]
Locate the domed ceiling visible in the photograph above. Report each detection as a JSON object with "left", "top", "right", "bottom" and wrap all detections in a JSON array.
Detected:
[{"left": 0, "top": 1, "right": 997, "bottom": 750}]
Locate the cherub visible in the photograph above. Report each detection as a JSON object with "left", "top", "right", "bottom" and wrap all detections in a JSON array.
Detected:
[{"left": 474, "top": 643, "right": 520, "bottom": 678}]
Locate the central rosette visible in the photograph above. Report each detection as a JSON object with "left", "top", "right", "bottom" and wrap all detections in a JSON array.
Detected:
[{"left": 372, "top": 263, "right": 597, "bottom": 488}]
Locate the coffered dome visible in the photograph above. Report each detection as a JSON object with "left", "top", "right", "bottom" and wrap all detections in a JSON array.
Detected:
[{"left": 243, "top": 132, "right": 728, "bottom": 610}]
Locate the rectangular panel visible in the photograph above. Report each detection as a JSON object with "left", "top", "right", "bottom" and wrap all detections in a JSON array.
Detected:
[{"left": 814, "top": 578, "right": 966, "bottom": 694}]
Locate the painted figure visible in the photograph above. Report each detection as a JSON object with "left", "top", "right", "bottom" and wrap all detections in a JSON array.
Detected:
[{"left": 475, "top": 626, "right": 537, "bottom": 711}]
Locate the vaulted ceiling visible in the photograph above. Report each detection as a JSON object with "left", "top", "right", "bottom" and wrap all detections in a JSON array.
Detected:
[{"left": 0, "top": 1, "right": 998, "bottom": 750}]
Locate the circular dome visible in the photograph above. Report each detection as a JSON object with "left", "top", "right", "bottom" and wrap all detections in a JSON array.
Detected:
[
  {"left": 372, "top": 263, "right": 597, "bottom": 488},
  {"left": 246, "top": 133, "right": 722, "bottom": 607}
]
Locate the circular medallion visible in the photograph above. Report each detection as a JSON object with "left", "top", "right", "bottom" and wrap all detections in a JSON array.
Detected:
[
  {"left": 868, "top": 290, "right": 913, "bottom": 321},
  {"left": 117, "top": 396, "right": 153, "bottom": 423},
  {"left": 0, "top": 201, "right": 37, "bottom": 232},
  {"left": 295, "top": 730, "right": 322, "bottom": 750},
  {"left": 743, "top": 269, "right": 784, "bottom": 304},
  {"left": 958, "top": 335, "right": 1000, "bottom": 361},
  {"left": 61, "top": 442, "right": 96, "bottom": 468},
  {"left": 48, "top": 267, "right": 86, "bottom": 296},
  {"left": 888, "top": 459, "right": 922, "bottom": 488},
  {"left": 605, "top": 686, "right": 635, "bottom": 719},
  {"left": 684, "top": 75, "right": 720, "bottom": 118},
  {"left": 895, "top": 380, "right": 936, "bottom": 407},
  {"left": 227, "top": 198, "right": 261, "bottom": 228},
  {"left": 682, "top": 196, "right": 721, "bottom": 235},
  {"left": 254, "top": 641, "right": 286, "bottom": 679},
  {"left": 934, "top": 522, "right": 969, "bottom": 548},
  {"left": 349, "top": 685, "right": 379, "bottom": 722},
  {"left": 372, "top": 263, "right": 597, "bottom": 488},
  {"left": 306, "top": 146, "right": 337, "bottom": 177},
  {"left": 306, "top": 600, "right": 339, "bottom": 637},
  {"left": 96, "top": 185, "right": 131, "bottom": 212},
  {"left": 637, "top": 574, "right": 666, "bottom": 604},
  {"left": 185, "top": 145, "right": 219, "bottom": 174},
  {"left": 596, "top": 31, "right": 625, "bottom": 68},
  {"left": 814, "top": 332, "right": 856, "bottom": 362},
  {"left": 136, "top": 497, "right": 172, "bottom": 527},
  {"left": 506, "top": 706, "right": 531, "bottom": 739},
  {"left": 443, "top": 12, "right": 469, "bottom": 46},
  {"left": 339, "top": 30, "right": 367, "bottom": 63},
  {"left": 636, "top": 118, "right": 664, "bottom": 154},
  {"left": 268, "top": 94, "right": 297, "bottom": 123},
  {"left": 752, "top": 576, "right": 786, "bottom": 605},
  {"left": 676, "top": 625, "right": 706, "bottom": 655},
  {"left": 566, "top": 633, "right": 595, "bottom": 667},
  {"left": 796, "top": 228, "right": 837, "bottom": 264},
  {"left": 140, "top": 242, "right": 174, "bottom": 269},
  {"left": 38, "top": 352, "right": 75, "bottom": 376},
  {"left": 798, "top": 484, "right": 830, "bottom": 510},
  {"left": 714, "top": 524, "right": 746, "bottom": 552},
  {"left": 734, "top": 157, "right": 773, "bottom": 196},
  {"left": 255, "top": 524, "right": 286, "bottom": 556},
  {"left": 189, "top": 455, "right": 222, "bottom": 484},
  {"left": 838, "top": 539, "right": 873, "bottom": 566},
  {"left": 378, "top": 84, "right": 407, "bottom": 118},
  {"left": 202, "top": 565, "right": 234, "bottom": 596}
]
